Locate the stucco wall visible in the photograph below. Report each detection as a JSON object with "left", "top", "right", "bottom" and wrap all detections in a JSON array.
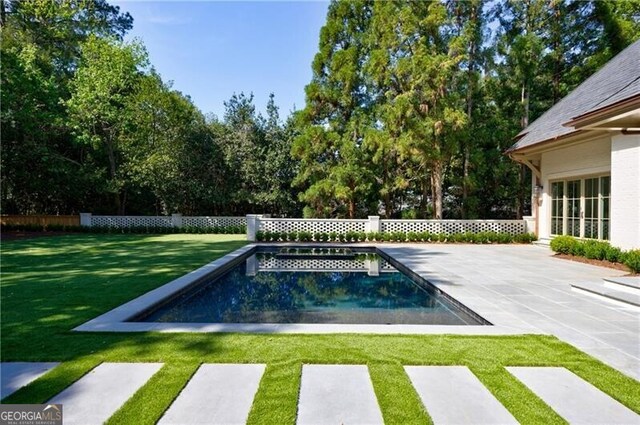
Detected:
[
  {"left": 611, "top": 134, "right": 640, "bottom": 250},
  {"left": 538, "top": 136, "right": 611, "bottom": 240}
]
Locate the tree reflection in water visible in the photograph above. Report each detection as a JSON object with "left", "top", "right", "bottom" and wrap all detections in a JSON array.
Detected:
[{"left": 139, "top": 252, "right": 482, "bottom": 325}]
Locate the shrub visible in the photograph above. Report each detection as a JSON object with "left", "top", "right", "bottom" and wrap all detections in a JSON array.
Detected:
[
  {"left": 328, "top": 231, "right": 337, "bottom": 242},
  {"left": 418, "top": 231, "right": 431, "bottom": 242},
  {"left": 583, "top": 240, "right": 609, "bottom": 260},
  {"left": 356, "top": 231, "right": 366, "bottom": 242},
  {"left": 550, "top": 235, "right": 577, "bottom": 254},
  {"left": 570, "top": 241, "right": 585, "bottom": 257},
  {"left": 514, "top": 233, "right": 536, "bottom": 244},
  {"left": 623, "top": 250, "right": 640, "bottom": 273},
  {"left": 313, "top": 232, "right": 322, "bottom": 242},
  {"left": 605, "top": 245, "right": 623, "bottom": 263}
]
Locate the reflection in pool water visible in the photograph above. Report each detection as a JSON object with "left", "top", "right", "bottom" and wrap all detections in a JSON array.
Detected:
[{"left": 133, "top": 250, "right": 486, "bottom": 325}]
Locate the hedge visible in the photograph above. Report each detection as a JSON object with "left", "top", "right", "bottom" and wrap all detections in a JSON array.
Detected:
[
  {"left": 550, "top": 235, "right": 640, "bottom": 273},
  {"left": 256, "top": 230, "right": 537, "bottom": 244}
]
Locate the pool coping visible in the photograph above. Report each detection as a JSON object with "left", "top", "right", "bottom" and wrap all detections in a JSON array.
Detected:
[{"left": 73, "top": 243, "right": 545, "bottom": 335}]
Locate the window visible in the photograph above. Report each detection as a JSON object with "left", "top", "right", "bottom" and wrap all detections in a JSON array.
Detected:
[
  {"left": 549, "top": 175, "right": 610, "bottom": 240},
  {"left": 550, "top": 182, "right": 564, "bottom": 236}
]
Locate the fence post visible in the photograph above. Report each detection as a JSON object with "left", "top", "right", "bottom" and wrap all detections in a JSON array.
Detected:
[
  {"left": 80, "top": 213, "right": 92, "bottom": 227},
  {"left": 246, "top": 214, "right": 262, "bottom": 241},
  {"left": 367, "top": 216, "right": 380, "bottom": 233},
  {"left": 171, "top": 213, "right": 183, "bottom": 228}
]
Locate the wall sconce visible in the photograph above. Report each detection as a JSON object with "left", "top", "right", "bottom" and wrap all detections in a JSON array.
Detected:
[{"left": 533, "top": 184, "right": 543, "bottom": 198}]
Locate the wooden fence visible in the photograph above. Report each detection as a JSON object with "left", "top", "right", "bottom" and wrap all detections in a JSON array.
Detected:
[{"left": 0, "top": 215, "right": 80, "bottom": 227}]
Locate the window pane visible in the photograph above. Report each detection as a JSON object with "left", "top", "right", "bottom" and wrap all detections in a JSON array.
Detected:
[{"left": 601, "top": 176, "right": 610, "bottom": 196}]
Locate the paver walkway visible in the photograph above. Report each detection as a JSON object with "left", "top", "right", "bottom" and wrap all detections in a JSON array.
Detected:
[
  {"left": 405, "top": 366, "right": 518, "bottom": 424},
  {"left": 297, "top": 365, "right": 384, "bottom": 425},
  {"left": 4, "top": 362, "right": 638, "bottom": 424},
  {"left": 0, "top": 362, "right": 59, "bottom": 399},
  {"left": 508, "top": 367, "right": 640, "bottom": 424},
  {"left": 48, "top": 362, "right": 163, "bottom": 425},
  {"left": 159, "top": 363, "right": 265, "bottom": 425}
]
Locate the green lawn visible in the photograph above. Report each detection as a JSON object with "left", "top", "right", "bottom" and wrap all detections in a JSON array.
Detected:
[{"left": 1, "top": 234, "right": 639, "bottom": 424}]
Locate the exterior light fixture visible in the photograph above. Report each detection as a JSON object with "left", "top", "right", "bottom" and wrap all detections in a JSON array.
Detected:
[{"left": 533, "top": 184, "right": 543, "bottom": 198}]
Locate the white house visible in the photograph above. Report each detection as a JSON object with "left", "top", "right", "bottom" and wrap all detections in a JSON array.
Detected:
[{"left": 507, "top": 39, "right": 640, "bottom": 250}]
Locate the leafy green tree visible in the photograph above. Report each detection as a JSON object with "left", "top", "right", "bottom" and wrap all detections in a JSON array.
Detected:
[
  {"left": 366, "top": 1, "right": 466, "bottom": 219},
  {"left": 0, "top": 0, "right": 133, "bottom": 214},
  {"left": 66, "top": 36, "right": 149, "bottom": 214},
  {"left": 292, "top": 0, "right": 375, "bottom": 218}
]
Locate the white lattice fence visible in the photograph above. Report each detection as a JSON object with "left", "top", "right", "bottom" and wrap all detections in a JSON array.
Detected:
[
  {"left": 90, "top": 215, "right": 173, "bottom": 228},
  {"left": 259, "top": 218, "right": 368, "bottom": 234},
  {"left": 258, "top": 256, "right": 367, "bottom": 272},
  {"left": 380, "top": 220, "right": 525, "bottom": 236},
  {"left": 182, "top": 216, "right": 246, "bottom": 227},
  {"left": 257, "top": 256, "right": 395, "bottom": 273},
  {"left": 88, "top": 215, "right": 245, "bottom": 229}
]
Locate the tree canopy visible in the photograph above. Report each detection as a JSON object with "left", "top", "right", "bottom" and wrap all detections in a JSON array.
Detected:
[{"left": 1, "top": 0, "right": 638, "bottom": 218}]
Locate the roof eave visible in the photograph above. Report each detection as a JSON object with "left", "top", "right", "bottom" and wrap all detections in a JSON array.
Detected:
[{"left": 564, "top": 94, "right": 640, "bottom": 129}]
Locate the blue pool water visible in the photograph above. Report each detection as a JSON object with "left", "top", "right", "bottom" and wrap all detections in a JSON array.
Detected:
[{"left": 134, "top": 248, "right": 487, "bottom": 325}]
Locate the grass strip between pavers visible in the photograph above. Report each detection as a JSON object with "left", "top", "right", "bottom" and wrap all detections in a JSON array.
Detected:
[{"left": 1, "top": 234, "right": 639, "bottom": 423}]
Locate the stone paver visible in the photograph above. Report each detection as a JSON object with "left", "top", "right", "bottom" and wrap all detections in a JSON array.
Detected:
[
  {"left": 48, "top": 362, "right": 163, "bottom": 425},
  {"left": 159, "top": 363, "right": 265, "bottom": 425},
  {"left": 404, "top": 366, "right": 518, "bottom": 424},
  {"left": 507, "top": 367, "right": 640, "bottom": 424},
  {"left": 381, "top": 244, "right": 640, "bottom": 380},
  {"left": 0, "top": 362, "right": 59, "bottom": 399},
  {"left": 297, "top": 365, "right": 383, "bottom": 425}
]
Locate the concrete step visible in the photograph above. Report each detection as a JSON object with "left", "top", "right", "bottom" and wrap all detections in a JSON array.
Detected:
[
  {"left": 604, "top": 276, "right": 640, "bottom": 295},
  {"left": 571, "top": 281, "right": 640, "bottom": 308},
  {"left": 48, "top": 363, "right": 163, "bottom": 425},
  {"left": 159, "top": 364, "right": 265, "bottom": 425},
  {"left": 297, "top": 365, "right": 383, "bottom": 425},
  {"left": 507, "top": 367, "right": 639, "bottom": 424},
  {"left": 533, "top": 238, "right": 552, "bottom": 247},
  {"left": 1, "top": 362, "right": 60, "bottom": 399},
  {"left": 405, "top": 366, "right": 518, "bottom": 424}
]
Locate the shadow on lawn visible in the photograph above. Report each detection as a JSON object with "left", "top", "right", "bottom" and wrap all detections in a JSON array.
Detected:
[{"left": 0, "top": 235, "right": 246, "bottom": 360}]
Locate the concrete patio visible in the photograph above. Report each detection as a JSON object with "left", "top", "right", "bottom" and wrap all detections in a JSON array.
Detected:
[{"left": 381, "top": 244, "right": 639, "bottom": 380}]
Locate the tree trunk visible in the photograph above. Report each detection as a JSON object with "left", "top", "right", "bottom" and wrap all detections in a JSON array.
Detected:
[
  {"left": 431, "top": 161, "right": 443, "bottom": 219},
  {"left": 461, "top": 3, "right": 478, "bottom": 220},
  {"left": 0, "top": 0, "right": 6, "bottom": 27},
  {"left": 105, "top": 138, "right": 122, "bottom": 215}
]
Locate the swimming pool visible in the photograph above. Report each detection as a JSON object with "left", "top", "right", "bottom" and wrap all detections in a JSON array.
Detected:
[{"left": 130, "top": 247, "right": 488, "bottom": 326}]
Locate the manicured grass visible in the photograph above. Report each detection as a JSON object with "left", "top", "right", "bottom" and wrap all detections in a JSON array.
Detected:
[{"left": 1, "top": 234, "right": 639, "bottom": 424}]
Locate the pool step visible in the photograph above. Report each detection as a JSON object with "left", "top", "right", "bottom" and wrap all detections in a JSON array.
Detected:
[
  {"left": 571, "top": 280, "right": 640, "bottom": 309},
  {"left": 603, "top": 276, "right": 640, "bottom": 295}
]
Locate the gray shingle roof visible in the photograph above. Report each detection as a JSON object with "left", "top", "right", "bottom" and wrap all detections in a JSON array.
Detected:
[{"left": 508, "top": 39, "right": 640, "bottom": 152}]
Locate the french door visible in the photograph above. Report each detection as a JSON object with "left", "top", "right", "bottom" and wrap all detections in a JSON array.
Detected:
[{"left": 549, "top": 176, "right": 610, "bottom": 240}]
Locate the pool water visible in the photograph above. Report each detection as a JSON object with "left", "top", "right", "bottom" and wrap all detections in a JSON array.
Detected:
[{"left": 133, "top": 249, "right": 486, "bottom": 325}]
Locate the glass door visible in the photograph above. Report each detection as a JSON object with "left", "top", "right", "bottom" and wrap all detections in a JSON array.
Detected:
[
  {"left": 566, "top": 180, "right": 581, "bottom": 237},
  {"left": 584, "top": 177, "right": 599, "bottom": 239}
]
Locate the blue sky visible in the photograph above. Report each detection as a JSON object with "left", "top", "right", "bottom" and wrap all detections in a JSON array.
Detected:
[{"left": 112, "top": 1, "right": 329, "bottom": 119}]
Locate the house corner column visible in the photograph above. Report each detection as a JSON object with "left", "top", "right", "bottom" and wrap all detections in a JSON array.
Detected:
[{"left": 611, "top": 134, "right": 640, "bottom": 250}]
